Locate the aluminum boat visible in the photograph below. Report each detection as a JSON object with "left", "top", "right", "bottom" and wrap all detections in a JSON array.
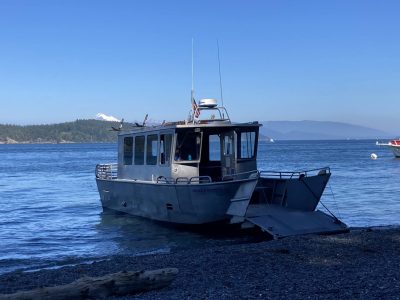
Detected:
[{"left": 96, "top": 99, "right": 347, "bottom": 238}]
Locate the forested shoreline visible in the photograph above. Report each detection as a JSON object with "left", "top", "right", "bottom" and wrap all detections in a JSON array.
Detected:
[{"left": 0, "top": 120, "right": 121, "bottom": 144}]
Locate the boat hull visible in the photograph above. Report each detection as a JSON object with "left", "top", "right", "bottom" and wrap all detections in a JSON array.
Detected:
[
  {"left": 390, "top": 146, "right": 400, "bottom": 158},
  {"left": 96, "top": 178, "right": 258, "bottom": 224}
]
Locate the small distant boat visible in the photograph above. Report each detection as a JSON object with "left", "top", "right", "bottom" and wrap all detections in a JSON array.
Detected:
[{"left": 376, "top": 139, "right": 400, "bottom": 158}]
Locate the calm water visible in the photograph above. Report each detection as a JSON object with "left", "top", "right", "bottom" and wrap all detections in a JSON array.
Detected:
[{"left": 0, "top": 141, "right": 399, "bottom": 274}]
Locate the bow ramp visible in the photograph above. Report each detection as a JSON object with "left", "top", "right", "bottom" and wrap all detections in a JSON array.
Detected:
[
  {"left": 227, "top": 168, "right": 348, "bottom": 239},
  {"left": 244, "top": 204, "right": 348, "bottom": 239}
]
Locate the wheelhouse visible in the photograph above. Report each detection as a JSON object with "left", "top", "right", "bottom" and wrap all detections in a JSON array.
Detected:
[{"left": 117, "top": 122, "right": 260, "bottom": 183}]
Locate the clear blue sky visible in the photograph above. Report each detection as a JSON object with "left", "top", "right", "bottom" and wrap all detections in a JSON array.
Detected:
[{"left": 0, "top": 1, "right": 399, "bottom": 133}]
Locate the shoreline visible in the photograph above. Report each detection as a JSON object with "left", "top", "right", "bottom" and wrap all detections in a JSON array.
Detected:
[
  {"left": 0, "top": 138, "right": 388, "bottom": 145},
  {"left": 0, "top": 140, "right": 76, "bottom": 145},
  {"left": 0, "top": 140, "right": 115, "bottom": 145},
  {"left": 1, "top": 226, "right": 399, "bottom": 299}
]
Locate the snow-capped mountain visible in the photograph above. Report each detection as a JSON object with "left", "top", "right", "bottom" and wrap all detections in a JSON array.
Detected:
[{"left": 96, "top": 113, "right": 120, "bottom": 122}]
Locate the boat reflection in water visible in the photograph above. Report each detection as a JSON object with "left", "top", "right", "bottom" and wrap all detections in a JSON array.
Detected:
[
  {"left": 96, "top": 99, "right": 347, "bottom": 238},
  {"left": 97, "top": 208, "right": 268, "bottom": 256}
]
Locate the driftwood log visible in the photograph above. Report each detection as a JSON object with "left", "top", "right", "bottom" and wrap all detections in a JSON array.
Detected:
[{"left": 0, "top": 268, "right": 178, "bottom": 300}]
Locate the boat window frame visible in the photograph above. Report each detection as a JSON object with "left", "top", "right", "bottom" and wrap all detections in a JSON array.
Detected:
[
  {"left": 236, "top": 129, "right": 258, "bottom": 161},
  {"left": 159, "top": 132, "right": 173, "bottom": 166},
  {"left": 146, "top": 134, "right": 158, "bottom": 165},
  {"left": 134, "top": 135, "right": 145, "bottom": 165},
  {"left": 174, "top": 129, "right": 203, "bottom": 163},
  {"left": 208, "top": 134, "right": 222, "bottom": 161},
  {"left": 123, "top": 136, "right": 133, "bottom": 165}
]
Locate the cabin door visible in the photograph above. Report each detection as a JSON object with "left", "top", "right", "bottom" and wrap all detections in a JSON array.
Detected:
[{"left": 221, "top": 131, "right": 236, "bottom": 178}]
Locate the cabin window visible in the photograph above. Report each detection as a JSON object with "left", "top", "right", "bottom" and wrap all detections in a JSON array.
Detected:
[
  {"left": 209, "top": 134, "right": 221, "bottom": 161},
  {"left": 123, "top": 137, "right": 133, "bottom": 165},
  {"left": 160, "top": 134, "right": 172, "bottom": 165},
  {"left": 146, "top": 134, "right": 158, "bottom": 165},
  {"left": 175, "top": 131, "right": 201, "bottom": 161},
  {"left": 224, "top": 135, "right": 233, "bottom": 155},
  {"left": 238, "top": 131, "right": 256, "bottom": 159},
  {"left": 134, "top": 136, "right": 145, "bottom": 165}
]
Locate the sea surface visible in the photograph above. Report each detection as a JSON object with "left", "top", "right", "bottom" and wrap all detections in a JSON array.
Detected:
[{"left": 0, "top": 140, "right": 399, "bottom": 274}]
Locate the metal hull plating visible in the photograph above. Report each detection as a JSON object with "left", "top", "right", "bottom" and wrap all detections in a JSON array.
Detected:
[
  {"left": 96, "top": 177, "right": 258, "bottom": 224},
  {"left": 255, "top": 171, "right": 331, "bottom": 211}
]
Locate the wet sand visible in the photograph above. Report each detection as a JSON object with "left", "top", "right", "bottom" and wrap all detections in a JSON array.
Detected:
[{"left": 1, "top": 227, "right": 399, "bottom": 299}]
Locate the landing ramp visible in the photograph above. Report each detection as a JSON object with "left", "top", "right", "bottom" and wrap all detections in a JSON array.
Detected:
[{"left": 245, "top": 204, "right": 348, "bottom": 239}]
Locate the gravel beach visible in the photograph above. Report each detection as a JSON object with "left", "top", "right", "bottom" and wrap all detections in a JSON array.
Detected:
[{"left": 1, "top": 227, "right": 399, "bottom": 299}]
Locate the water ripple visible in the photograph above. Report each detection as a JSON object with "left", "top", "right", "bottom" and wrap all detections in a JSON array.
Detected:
[{"left": 0, "top": 141, "right": 399, "bottom": 274}]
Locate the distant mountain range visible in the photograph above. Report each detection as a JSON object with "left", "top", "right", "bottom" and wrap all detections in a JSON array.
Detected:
[{"left": 260, "top": 121, "right": 393, "bottom": 140}]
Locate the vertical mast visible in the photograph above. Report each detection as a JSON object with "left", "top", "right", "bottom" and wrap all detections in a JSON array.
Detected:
[
  {"left": 191, "top": 38, "right": 194, "bottom": 106},
  {"left": 217, "top": 40, "right": 225, "bottom": 117}
]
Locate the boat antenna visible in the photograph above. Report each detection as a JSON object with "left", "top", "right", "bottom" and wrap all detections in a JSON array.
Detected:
[
  {"left": 191, "top": 38, "right": 195, "bottom": 116},
  {"left": 110, "top": 118, "right": 124, "bottom": 131},
  {"left": 217, "top": 39, "right": 224, "bottom": 109},
  {"left": 192, "top": 38, "right": 194, "bottom": 95},
  {"left": 142, "top": 114, "right": 148, "bottom": 127}
]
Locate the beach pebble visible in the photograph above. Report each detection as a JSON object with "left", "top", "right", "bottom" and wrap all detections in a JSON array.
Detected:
[{"left": 0, "top": 228, "right": 399, "bottom": 299}]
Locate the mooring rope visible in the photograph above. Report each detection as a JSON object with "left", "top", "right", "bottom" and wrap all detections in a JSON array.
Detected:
[{"left": 299, "top": 176, "right": 342, "bottom": 224}]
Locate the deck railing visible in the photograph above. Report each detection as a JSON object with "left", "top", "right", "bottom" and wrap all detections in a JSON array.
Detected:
[
  {"left": 95, "top": 163, "right": 118, "bottom": 179},
  {"left": 158, "top": 171, "right": 259, "bottom": 184},
  {"left": 221, "top": 170, "right": 259, "bottom": 181},
  {"left": 259, "top": 167, "right": 330, "bottom": 179},
  {"left": 96, "top": 164, "right": 259, "bottom": 184}
]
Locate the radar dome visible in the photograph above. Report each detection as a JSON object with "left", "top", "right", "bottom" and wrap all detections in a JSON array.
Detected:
[{"left": 199, "top": 98, "right": 218, "bottom": 108}]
